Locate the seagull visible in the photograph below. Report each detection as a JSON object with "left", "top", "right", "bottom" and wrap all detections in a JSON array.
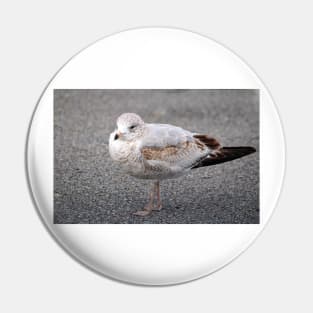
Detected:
[{"left": 109, "top": 113, "right": 256, "bottom": 216}]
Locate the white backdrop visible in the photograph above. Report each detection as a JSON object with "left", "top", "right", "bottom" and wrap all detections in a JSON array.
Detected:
[{"left": 0, "top": 0, "right": 312, "bottom": 312}]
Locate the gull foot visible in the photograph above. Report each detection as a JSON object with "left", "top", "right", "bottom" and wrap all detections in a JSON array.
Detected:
[
  {"left": 133, "top": 209, "right": 152, "bottom": 216},
  {"left": 152, "top": 204, "right": 162, "bottom": 211}
]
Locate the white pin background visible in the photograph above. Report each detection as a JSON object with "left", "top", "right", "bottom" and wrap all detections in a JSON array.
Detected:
[{"left": 27, "top": 28, "right": 284, "bottom": 285}]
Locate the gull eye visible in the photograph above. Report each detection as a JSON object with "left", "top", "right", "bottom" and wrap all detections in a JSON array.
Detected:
[
  {"left": 129, "top": 125, "right": 136, "bottom": 130},
  {"left": 114, "top": 133, "right": 119, "bottom": 140}
]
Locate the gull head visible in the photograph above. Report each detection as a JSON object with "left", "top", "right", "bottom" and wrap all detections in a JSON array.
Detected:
[{"left": 111, "top": 113, "right": 145, "bottom": 142}]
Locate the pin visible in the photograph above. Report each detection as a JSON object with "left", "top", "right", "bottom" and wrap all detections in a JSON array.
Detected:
[{"left": 26, "top": 28, "right": 285, "bottom": 285}]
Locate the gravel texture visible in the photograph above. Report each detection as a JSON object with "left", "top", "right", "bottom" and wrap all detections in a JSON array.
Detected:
[{"left": 54, "top": 89, "right": 259, "bottom": 224}]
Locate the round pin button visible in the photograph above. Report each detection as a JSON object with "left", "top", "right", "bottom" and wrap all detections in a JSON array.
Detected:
[{"left": 27, "top": 28, "right": 285, "bottom": 285}]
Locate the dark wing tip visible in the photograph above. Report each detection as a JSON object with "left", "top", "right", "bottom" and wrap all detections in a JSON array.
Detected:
[
  {"left": 192, "top": 146, "right": 256, "bottom": 169},
  {"left": 222, "top": 146, "right": 256, "bottom": 155}
]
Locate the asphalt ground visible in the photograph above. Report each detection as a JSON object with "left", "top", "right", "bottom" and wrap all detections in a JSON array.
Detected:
[{"left": 54, "top": 89, "right": 259, "bottom": 224}]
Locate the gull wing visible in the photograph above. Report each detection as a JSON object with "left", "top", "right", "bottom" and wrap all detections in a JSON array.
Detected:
[{"left": 139, "top": 124, "right": 216, "bottom": 170}]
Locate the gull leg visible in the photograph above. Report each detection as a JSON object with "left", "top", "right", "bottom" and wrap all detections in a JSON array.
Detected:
[
  {"left": 134, "top": 183, "right": 155, "bottom": 216},
  {"left": 152, "top": 181, "right": 162, "bottom": 211}
]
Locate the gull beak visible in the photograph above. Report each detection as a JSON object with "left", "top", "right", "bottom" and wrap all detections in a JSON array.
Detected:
[{"left": 114, "top": 130, "right": 122, "bottom": 140}]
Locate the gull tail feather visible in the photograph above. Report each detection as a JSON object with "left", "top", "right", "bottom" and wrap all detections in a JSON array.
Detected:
[{"left": 192, "top": 146, "right": 256, "bottom": 169}]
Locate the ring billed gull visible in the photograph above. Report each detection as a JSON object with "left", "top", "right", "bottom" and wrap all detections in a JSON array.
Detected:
[{"left": 109, "top": 113, "right": 256, "bottom": 216}]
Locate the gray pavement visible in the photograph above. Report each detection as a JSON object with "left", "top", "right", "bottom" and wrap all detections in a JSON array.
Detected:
[{"left": 54, "top": 89, "right": 259, "bottom": 224}]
